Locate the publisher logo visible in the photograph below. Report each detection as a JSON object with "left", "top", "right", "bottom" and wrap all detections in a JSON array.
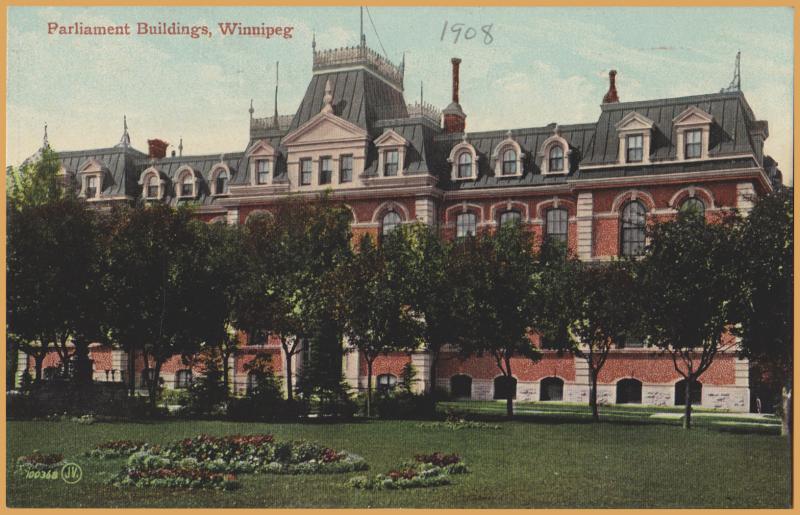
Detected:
[{"left": 61, "top": 463, "right": 82, "bottom": 484}]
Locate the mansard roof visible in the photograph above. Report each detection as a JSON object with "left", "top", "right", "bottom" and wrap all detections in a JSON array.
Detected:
[{"left": 56, "top": 146, "right": 147, "bottom": 198}]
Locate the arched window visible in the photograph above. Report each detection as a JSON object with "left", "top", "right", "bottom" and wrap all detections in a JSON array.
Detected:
[
  {"left": 620, "top": 201, "right": 646, "bottom": 257},
  {"left": 246, "top": 370, "right": 261, "bottom": 396},
  {"left": 493, "top": 376, "right": 517, "bottom": 400},
  {"left": 546, "top": 208, "right": 568, "bottom": 243},
  {"left": 502, "top": 149, "right": 517, "bottom": 175},
  {"left": 450, "top": 375, "right": 472, "bottom": 399},
  {"left": 499, "top": 210, "right": 521, "bottom": 227},
  {"left": 146, "top": 175, "right": 159, "bottom": 199},
  {"left": 679, "top": 197, "right": 705, "bottom": 217},
  {"left": 215, "top": 170, "right": 229, "bottom": 195},
  {"left": 456, "top": 212, "right": 477, "bottom": 238},
  {"left": 180, "top": 175, "right": 193, "bottom": 197},
  {"left": 382, "top": 211, "right": 401, "bottom": 237},
  {"left": 616, "top": 378, "right": 642, "bottom": 404},
  {"left": 457, "top": 152, "right": 473, "bottom": 178},
  {"left": 377, "top": 374, "right": 397, "bottom": 393},
  {"left": 674, "top": 379, "right": 702, "bottom": 405},
  {"left": 175, "top": 369, "right": 192, "bottom": 389},
  {"left": 540, "top": 377, "right": 564, "bottom": 401},
  {"left": 549, "top": 146, "right": 565, "bottom": 172}
]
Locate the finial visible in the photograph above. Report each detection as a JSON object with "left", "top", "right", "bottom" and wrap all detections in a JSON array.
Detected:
[
  {"left": 220, "top": 153, "right": 225, "bottom": 163},
  {"left": 178, "top": 137, "right": 183, "bottom": 157},
  {"left": 553, "top": 124, "right": 561, "bottom": 136},
  {"left": 249, "top": 99, "right": 254, "bottom": 119},
  {"left": 401, "top": 52, "right": 406, "bottom": 74},
  {"left": 506, "top": 129, "right": 512, "bottom": 139},
  {"left": 461, "top": 133, "right": 467, "bottom": 144},
  {"left": 116, "top": 114, "right": 131, "bottom": 148},
  {"left": 42, "top": 122, "right": 49, "bottom": 148},
  {"left": 312, "top": 31, "right": 316, "bottom": 50},
  {"left": 273, "top": 61, "right": 280, "bottom": 127},
  {"left": 321, "top": 78, "right": 334, "bottom": 114}
]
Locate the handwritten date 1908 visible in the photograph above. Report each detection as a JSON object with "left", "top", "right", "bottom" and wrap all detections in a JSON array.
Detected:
[{"left": 440, "top": 21, "right": 494, "bottom": 45}]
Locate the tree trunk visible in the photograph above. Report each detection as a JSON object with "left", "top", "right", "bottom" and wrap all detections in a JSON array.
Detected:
[
  {"left": 222, "top": 348, "right": 230, "bottom": 395},
  {"left": 589, "top": 365, "right": 599, "bottom": 422},
  {"left": 366, "top": 359, "right": 373, "bottom": 418},
  {"left": 428, "top": 350, "right": 438, "bottom": 400},
  {"left": 7, "top": 339, "right": 18, "bottom": 390},
  {"left": 33, "top": 354, "right": 44, "bottom": 383},
  {"left": 781, "top": 386, "right": 792, "bottom": 436},
  {"left": 505, "top": 358, "right": 514, "bottom": 419},
  {"left": 148, "top": 361, "right": 163, "bottom": 408},
  {"left": 127, "top": 348, "right": 136, "bottom": 397},
  {"left": 285, "top": 351, "right": 293, "bottom": 403},
  {"left": 72, "top": 341, "right": 93, "bottom": 386},
  {"left": 683, "top": 377, "right": 693, "bottom": 429}
]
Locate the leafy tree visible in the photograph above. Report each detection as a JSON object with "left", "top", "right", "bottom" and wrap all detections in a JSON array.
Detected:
[
  {"left": 102, "top": 204, "right": 205, "bottom": 406},
  {"left": 381, "top": 223, "right": 463, "bottom": 404},
  {"left": 569, "top": 260, "right": 640, "bottom": 421},
  {"left": 336, "top": 234, "right": 421, "bottom": 417},
  {"left": 181, "top": 348, "right": 228, "bottom": 417},
  {"left": 7, "top": 196, "right": 105, "bottom": 385},
  {"left": 454, "top": 223, "right": 541, "bottom": 418},
  {"left": 733, "top": 187, "right": 793, "bottom": 435},
  {"left": 638, "top": 210, "right": 738, "bottom": 429},
  {"left": 7, "top": 146, "right": 67, "bottom": 211}
]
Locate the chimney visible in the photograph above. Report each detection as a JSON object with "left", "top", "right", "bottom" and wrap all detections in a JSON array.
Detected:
[
  {"left": 442, "top": 57, "right": 466, "bottom": 134},
  {"left": 602, "top": 70, "right": 619, "bottom": 104},
  {"left": 147, "top": 139, "right": 169, "bottom": 159}
]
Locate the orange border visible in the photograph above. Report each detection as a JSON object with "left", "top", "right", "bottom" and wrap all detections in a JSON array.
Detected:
[{"left": 0, "top": 1, "right": 797, "bottom": 514}]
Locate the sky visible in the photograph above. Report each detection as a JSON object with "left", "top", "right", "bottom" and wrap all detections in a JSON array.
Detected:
[{"left": 6, "top": 7, "right": 794, "bottom": 182}]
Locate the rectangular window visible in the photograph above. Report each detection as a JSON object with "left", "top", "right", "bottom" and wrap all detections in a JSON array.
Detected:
[
  {"left": 546, "top": 208, "right": 568, "bottom": 244},
  {"left": 456, "top": 213, "right": 477, "bottom": 238},
  {"left": 300, "top": 159, "right": 312, "bottom": 186},
  {"left": 86, "top": 176, "right": 98, "bottom": 198},
  {"left": 626, "top": 134, "right": 644, "bottom": 163},
  {"left": 685, "top": 129, "right": 702, "bottom": 159},
  {"left": 384, "top": 150, "right": 399, "bottom": 176},
  {"left": 181, "top": 181, "right": 193, "bottom": 197},
  {"left": 256, "top": 159, "right": 270, "bottom": 184},
  {"left": 340, "top": 155, "right": 353, "bottom": 183},
  {"left": 319, "top": 156, "right": 332, "bottom": 185}
]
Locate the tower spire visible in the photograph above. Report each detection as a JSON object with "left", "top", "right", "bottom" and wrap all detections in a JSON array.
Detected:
[
  {"left": 721, "top": 51, "right": 741, "bottom": 93},
  {"left": 273, "top": 61, "right": 279, "bottom": 128},
  {"left": 42, "top": 122, "right": 48, "bottom": 148},
  {"left": 178, "top": 137, "right": 183, "bottom": 157},
  {"left": 248, "top": 98, "right": 254, "bottom": 120},
  {"left": 116, "top": 115, "right": 130, "bottom": 148},
  {"left": 360, "top": 6, "right": 366, "bottom": 47}
]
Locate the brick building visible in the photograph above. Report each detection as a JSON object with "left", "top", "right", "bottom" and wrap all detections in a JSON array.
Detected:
[{"left": 19, "top": 38, "right": 782, "bottom": 412}]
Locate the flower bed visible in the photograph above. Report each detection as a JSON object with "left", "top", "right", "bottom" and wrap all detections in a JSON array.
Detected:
[
  {"left": 88, "top": 440, "right": 149, "bottom": 459},
  {"left": 15, "top": 452, "right": 65, "bottom": 475},
  {"left": 416, "top": 420, "right": 501, "bottom": 430},
  {"left": 347, "top": 452, "right": 468, "bottom": 490},
  {"left": 110, "top": 466, "right": 239, "bottom": 490}
]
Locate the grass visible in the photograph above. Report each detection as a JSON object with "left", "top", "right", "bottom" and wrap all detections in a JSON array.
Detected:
[{"left": 6, "top": 411, "right": 791, "bottom": 508}]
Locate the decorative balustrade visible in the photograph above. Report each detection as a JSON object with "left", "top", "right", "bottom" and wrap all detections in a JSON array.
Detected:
[
  {"left": 407, "top": 101, "right": 442, "bottom": 124},
  {"left": 313, "top": 45, "right": 404, "bottom": 89},
  {"left": 250, "top": 114, "right": 293, "bottom": 131}
]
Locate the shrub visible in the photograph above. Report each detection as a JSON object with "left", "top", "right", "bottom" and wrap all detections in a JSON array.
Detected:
[
  {"left": 180, "top": 352, "right": 228, "bottom": 418},
  {"left": 372, "top": 391, "right": 437, "bottom": 420}
]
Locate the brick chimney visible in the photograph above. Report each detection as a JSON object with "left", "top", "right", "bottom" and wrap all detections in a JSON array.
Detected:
[
  {"left": 602, "top": 70, "right": 619, "bottom": 104},
  {"left": 442, "top": 57, "right": 466, "bottom": 134},
  {"left": 147, "top": 139, "right": 169, "bottom": 159}
]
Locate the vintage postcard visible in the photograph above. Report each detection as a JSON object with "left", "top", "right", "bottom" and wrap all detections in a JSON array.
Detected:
[{"left": 4, "top": 4, "right": 794, "bottom": 509}]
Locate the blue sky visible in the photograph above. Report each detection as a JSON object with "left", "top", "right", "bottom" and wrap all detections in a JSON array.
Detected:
[{"left": 6, "top": 6, "right": 794, "bottom": 180}]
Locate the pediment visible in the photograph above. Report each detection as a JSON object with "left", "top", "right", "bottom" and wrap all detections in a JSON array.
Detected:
[
  {"left": 615, "top": 112, "right": 655, "bottom": 131},
  {"left": 246, "top": 139, "right": 277, "bottom": 157},
  {"left": 374, "top": 129, "right": 408, "bottom": 147},
  {"left": 282, "top": 112, "right": 368, "bottom": 146},
  {"left": 672, "top": 106, "right": 714, "bottom": 126},
  {"left": 78, "top": 157, "right": 108, "bottom": 174}
]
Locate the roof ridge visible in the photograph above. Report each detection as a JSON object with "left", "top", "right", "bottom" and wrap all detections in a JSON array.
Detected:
[{"left": 601, "top": 91, "right": 744, "bottom": 111}]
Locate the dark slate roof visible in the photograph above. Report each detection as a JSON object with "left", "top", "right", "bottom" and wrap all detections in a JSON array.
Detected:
[
  {"left": 369, "top": 117, "right": 442, "bottom": 176},
  {"left": 583, "top": 91, "right": 760, "bottom": 165},
  {"left": 287, "top": 69, "right": 408, "bottom": 138},
  {"left": 132, "top": 153, "right": 244, "bottom": 207},
  {"left": 56, "top": 146, "right": 147, "bottom": 197},
  {"left": 231, "top": 135, "right": 287, "bottom": 186}
]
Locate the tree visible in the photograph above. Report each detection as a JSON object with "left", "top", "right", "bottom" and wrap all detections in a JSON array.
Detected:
[
  {"left": 7, "top": 146, "right": 67, "bottom": 211},
  {"left": 336, "top": 234, "right": 421, "bottom": 417},
  {"left": 733, "top": 187, "right": 793, "bottom": 435},
  {"left": 455, "top": 223, "right": 541, "bottom": 418},
  {"left": 381, "top": 223, "right": 463, "bottom": 404},
  {"left": 569, "top": 260, "right": 640, "bottom": 421},
  {"left": 7, "top": 196, "right": 105, "bottom": 385},
  {"left": 234, "top": 195, "right": 352, "bottom": 403},
  {"left": 102, "top": 204, "right": 205, "bottom": 406},
  {"left": 638, "top": 210, "right": 738, "bottom": 429}
]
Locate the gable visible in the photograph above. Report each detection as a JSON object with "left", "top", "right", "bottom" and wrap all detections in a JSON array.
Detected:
[
  {"left": 673, "top": 106, "right": 714, "bottom": 126},
  {"left": 374, "top": 129, "right": 408, "bottom": 147},
  {"left": 282, "top": 112, "right": 369, "bottom": 146},
  {"left": 615, "top": 112, "right": 655, "bottom": 131}
]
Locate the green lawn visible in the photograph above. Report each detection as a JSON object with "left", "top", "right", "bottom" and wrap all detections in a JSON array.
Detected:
[{"left": 7, "top": 415, "right": 791, "bottom": 508}]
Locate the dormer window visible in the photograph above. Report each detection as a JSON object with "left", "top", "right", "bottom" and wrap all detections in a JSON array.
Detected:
[
  {"left": 215, "top": 172, "right": 228, "bottom": 195},
  {"left": 180, "top": 176, "right": 193, "bottom": 197},
  {"left": 146, "top": 176, "right": 159, "bottom": 199},
  {"left": 256, "top": 159, "right": 270, "bottom": 184},
  {"left": 493, "top": 133, "right": 524, "bottom": 177},
  {"left": 175, "top": 166, "right": 198, "bottom": 199},
  {"left": 384, "top": 150, "right": 399, "bottom": 176},
  {"left": 86, "top": 176, "right": 98, "bottom": 198},
  {"left": 549, "top": 146, "right": 564, "bottom": 172},
  {"left": 457, "top": 153, "right": 472, "bottom": 178},
  {"left": 685, "top": 129, "right": 702, "bottom": 159},
  {"left": 209, "top": 164, "right": 231, "bottom": 196},
  {"left": 626, "top": 134, "right": 644, "bottom": 163},
  {"left": 502, "top": 150, "right": 517, "bottom": 175}
]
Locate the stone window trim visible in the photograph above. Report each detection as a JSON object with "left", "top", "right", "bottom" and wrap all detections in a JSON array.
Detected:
[
  {"left": 210, "top": 163, "right": 232, "bottom": 196},
  {"left": 138, "top": 167, "right": 166, "bottom": 200},
  {"left": 492, "top": 133, "right": 524, "bottom": 177},
  {"left": 488, "top": 200, "right": 530, "bottom": 224},
  {"left": 668, "top": 186, "right": 716, "bottom": 211},
  {"left": 371, "top": 200, "right": 410, "bottom": 224},
  {"left": 374, "top": 129, "right": 409, "bottom": 178},
  {"left": 444, "top": 202, "right": 484, "bottom": 226},
  {"left": 533, "top": 197, "right": 576, "bottom": 221},
  {"left": 610, "top": 189, "right": 656, "bottom": 214},
  {"left": 175, "top": 165, "right": 200, "bottom": 199},
  {"left": 538, "top": 132, "right": 570, "bottom": 175},
  {"left": 448, "top": 139, "right": 478, "bottom": 181},
  {"left": 77, "top": 158, "right": 108, "bottom": 200},
  {"left": 614, "top": 111, "right": 655, "bottom": 164},
  {"left": 246, "top": 139, "right": 278, "bottom": 186},
  {"left": 672, "top": 106, "right": 714, "bottom": 161}
]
